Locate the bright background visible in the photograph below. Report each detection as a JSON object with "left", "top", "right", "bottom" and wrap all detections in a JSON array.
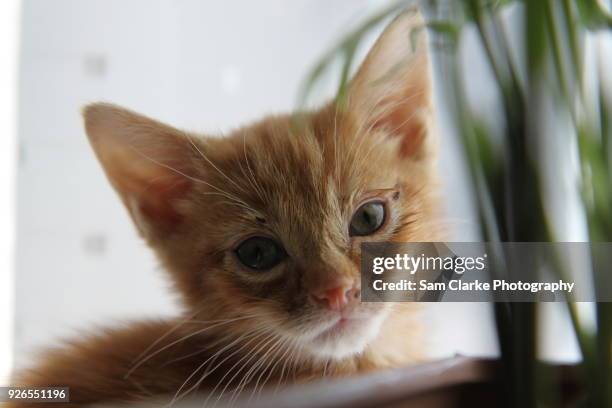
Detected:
[
  {"left": 0, "top": 0, "right": 19, "bottom": 386},
  {"left": 3, "top": 0, "right": 586, "bottom": 379}
]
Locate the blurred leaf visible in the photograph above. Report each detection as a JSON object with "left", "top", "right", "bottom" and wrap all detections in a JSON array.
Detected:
[
  {"left": 426, "top": 21, "right": 461, "bottom": 45},
  {"left": 576, "top": 0, "right": 612, "bottom": 29},
  {"left": 298, "top": 0, "right": 413, "bottom": 108}
]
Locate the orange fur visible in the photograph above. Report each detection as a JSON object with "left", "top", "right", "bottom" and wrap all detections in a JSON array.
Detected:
[{"left": 12, "top": 10, "right": 442, "bottom": 407}]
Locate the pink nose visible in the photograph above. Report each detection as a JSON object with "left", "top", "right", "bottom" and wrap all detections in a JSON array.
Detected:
[{"left": 312, "top": 285, "right": 360, "bottom": 311}]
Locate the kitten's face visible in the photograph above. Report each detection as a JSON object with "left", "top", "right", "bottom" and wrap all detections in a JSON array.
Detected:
[
  {"left": 174, "top": 112, "right": 431, "bottom": 360},
  {"left": 84, "top": 11, "right": 436, "bottom": 362}
]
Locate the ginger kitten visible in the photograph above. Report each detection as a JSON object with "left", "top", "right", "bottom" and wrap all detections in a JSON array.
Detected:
[{"left": 13, "top": 10, "right": 441, "bottom": 407}]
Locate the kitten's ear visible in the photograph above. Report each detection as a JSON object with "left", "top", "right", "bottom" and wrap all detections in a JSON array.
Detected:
[
  {"left": 346, "top": 10, "right": 433, "bottom": 160},
  {"left": 83, "top": 103, "right": 197, "bottom": 240}
]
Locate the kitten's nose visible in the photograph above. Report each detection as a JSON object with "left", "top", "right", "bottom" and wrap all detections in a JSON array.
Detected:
[{"left": 312, "top": 285, "right": 360, "bottom": 311}]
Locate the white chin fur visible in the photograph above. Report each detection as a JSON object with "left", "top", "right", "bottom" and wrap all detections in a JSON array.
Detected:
[{"left": 302, "top": 310, "right": 389, "bottom": 361}]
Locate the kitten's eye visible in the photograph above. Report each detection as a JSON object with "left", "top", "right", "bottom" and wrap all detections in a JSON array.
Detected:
[
  {"left": 235, "top": 237, "right": 286, "bottom": 271},
  {"left": 349, "top": 201, "right": 386, "bottom": 236}
]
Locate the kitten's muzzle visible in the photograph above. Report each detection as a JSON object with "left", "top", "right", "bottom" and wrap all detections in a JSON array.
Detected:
[{"left": 311, "top": 284, "right": 360, "bottom": 312}]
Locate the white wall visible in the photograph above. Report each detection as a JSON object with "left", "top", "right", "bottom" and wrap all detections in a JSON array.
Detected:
[
  {"left": 0, "top": 0, "right": 20, "bottom": 386},
  {"left": 13, "top": 0, "right": 495, "bottom": 370}
]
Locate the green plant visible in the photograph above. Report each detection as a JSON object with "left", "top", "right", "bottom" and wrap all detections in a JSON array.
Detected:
[{"left": 302, "top": 0, "right": 612, "bottom": 406}]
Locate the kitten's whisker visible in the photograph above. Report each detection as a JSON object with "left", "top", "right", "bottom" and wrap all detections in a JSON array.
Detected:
[
  {"left": 131, "top": 311, "right": 256, "bottom": 367},
  {"left": 273, "top": 340, "right": 293, "bottom": 394},
  {"left": 236, "top": 333, "right": 283, "bottom": 404},
  {"left": 126, "top": 314, "right": 258, "bottom": 378},
  {"left": 205, "top": 329, "right": 282, "bottom": 408},
  {"left": 196, "top": 191, "right": 256, "bottom": 214},
  {"left": 128, "top": 308, "right": 205, "bottom": 369},
  {"left": 129, "top": 145, "right": 252, "bottom": 210},
  {"left": 161, "top": 330, "right": 249, "bottom": 367},
  {"left": 225, "top": 331, "right": 285, "bottom": 406},
  {"left": 185, "top": 134, "right": 248, "bottom": 195},
  {"left": 199, "top": 328, "right": 284, "bottom": 408},
  {"left": 245, "top": 335, "right": 288, "bottom": 404},
  {"left": 291, "top": 342, "right": 304, "bottom": 382},
  {"left": 214, "top": 328, "right": 290, "bottom": 403},
  {"left": 272, "top": 337, "right": 298, "bottom": 395},
  {"left": 169, "top": 328, "right": 263, "bottom": 407},
  {"left": 209, "top": 198, "right": 257, "bottom": 213},
  {"left": 253, "top": 336, "right": 294, "bottom": 403},
  {"left": 207, "top": 344, "right": 263, "bottom": 407},
  {"left": 240, "top": 133, "right": 267, "bottom": 203},
  {"left": 234, "top": 336, "right": 292, "bottom": 406},
  {"left": 171, "top": 321, "right": 282, "bottom": 406}
]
